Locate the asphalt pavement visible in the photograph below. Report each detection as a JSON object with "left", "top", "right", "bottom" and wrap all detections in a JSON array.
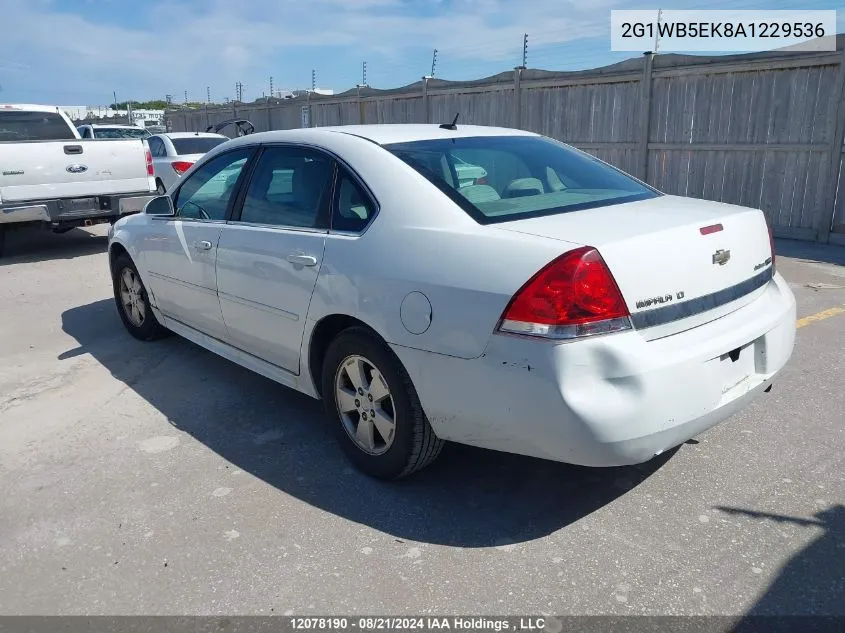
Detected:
[{"left": 0, "top": 225, "right": 843, "bottom": 616}]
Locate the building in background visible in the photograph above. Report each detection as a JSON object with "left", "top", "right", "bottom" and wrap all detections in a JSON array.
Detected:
[{"left": 60, "top": 105, "right": 164, "bottom": 127}]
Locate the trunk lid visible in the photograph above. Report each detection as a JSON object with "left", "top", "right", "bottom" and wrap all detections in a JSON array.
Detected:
[{"left": 493, "top": 195, "right": 774, "bottom": 337}]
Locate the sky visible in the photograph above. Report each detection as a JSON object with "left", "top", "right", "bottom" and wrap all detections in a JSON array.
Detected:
[{"left": 0, "top": 0, "right": 842, "bottom": 106}]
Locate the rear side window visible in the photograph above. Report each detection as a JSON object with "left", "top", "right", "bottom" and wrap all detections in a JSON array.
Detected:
[
  {"left": 236, "top": 146, "right": 333, "bottom": 228},
  {"left": 385, "top": 136, "right": 659, "bottom": 224},
  {"left": 172, "top": 137, "right": 227, "bottom": 155},
  {"left": 0, "top": 111, "right": 76, "bottom": 141},
  {"left": 332, "top": 170, "right": 375, "bottom": 233}
]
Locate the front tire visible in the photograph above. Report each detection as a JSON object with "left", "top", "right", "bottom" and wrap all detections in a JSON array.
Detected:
[
  {"left": 321, "top": 327, "right": 443, "bottom": 479},
  {"left": 112, "top": 253, "right": 167, "bottom": 341}
]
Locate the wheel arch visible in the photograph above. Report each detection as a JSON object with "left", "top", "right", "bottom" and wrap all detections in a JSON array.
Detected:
[{"left": 306, "top": 313, "right": 388, "bottom": 398}]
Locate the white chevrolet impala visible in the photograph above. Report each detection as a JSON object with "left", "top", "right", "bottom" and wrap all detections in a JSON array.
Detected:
[{"left": 107, "top": 124, "right": 796, "bottom": 479}]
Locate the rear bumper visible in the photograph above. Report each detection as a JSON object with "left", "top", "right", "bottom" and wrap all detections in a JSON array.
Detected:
[
  {"left": 391, "top": 271, "right": 796, "bottom": 467},
  {"left": 0, "top": 192, "right": 155, "bottom": 226}
]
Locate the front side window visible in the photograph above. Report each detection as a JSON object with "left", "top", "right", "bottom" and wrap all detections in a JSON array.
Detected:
[
  {"left": 174, "top": 148, "right": 253, "bottom": 221},
  {"left": 0, "top": 111, "right": 76, "bottom": 141},
  {"left": 332, "top": 170, "right": 375, "bottom": 233},
  {"left": 237, "top": 146, "right": 333, "bottom": 228},
  {"left": 385, "top": 136, "right": 659, "bottom": 224}
]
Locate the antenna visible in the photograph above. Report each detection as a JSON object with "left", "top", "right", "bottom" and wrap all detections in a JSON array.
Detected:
[
  {"left": 439, "top": 112, "right": 459, "bottom": 130},
  {"left": 431, "top": 49, "right": 438, "bottom": 78}
]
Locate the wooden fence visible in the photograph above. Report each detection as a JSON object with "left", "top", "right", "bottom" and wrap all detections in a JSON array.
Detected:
[{"left": 167, "top": 36, "right": 845, "bottom": 244}]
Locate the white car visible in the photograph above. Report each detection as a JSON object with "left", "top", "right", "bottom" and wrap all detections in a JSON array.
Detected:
[
  {"left": 146, "top": 132, "right": 229, "bottom": 194},
  {"left": 107, "top": 124, "right": 796, "bottom": 479},
  {"left": 77, "top": 124, "right": 151, "bottom": 140}
]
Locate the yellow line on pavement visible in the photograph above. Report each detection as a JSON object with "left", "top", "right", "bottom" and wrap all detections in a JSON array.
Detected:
[{"left": 796, "top": 306, "right": 845, "bottom": 329}]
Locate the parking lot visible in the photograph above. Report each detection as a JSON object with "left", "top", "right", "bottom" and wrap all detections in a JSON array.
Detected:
[{"left": 0, "top": 226, "right": 843, "bottom": 616}]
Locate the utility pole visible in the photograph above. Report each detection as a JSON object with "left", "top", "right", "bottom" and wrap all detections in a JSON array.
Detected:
[
  {"left": 430, "top": 49, "right": 438, "bottom": 78},
  {"left": 184, "top": 90, "right": 188, "bottom": 105},
  {"left": 654, "top": 8, "right": 663, "bottom": 53},
  {"left": 113, "top": 90, "right": 118, "bottom": 110},
  {"left": 362, "top": 62, "right": 367, "bottom": 86},
  {"left": 311, "top": 69, "right": 316, "bottom": 91},
  {"left": 269, "top": 76, "right": 274, "bottom": 99},
  {"left": 522, "top": 33, "right": 529, "bottom": 68},
  {"left": 206, "top": 86, "right": 211, "bottom": 103}
]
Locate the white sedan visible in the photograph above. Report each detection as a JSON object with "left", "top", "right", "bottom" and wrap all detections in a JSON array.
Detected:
[
  {"left": 107, "top": 124, "right": 796, "bottom": 479},
  {"left": 146, "top": 132, "right": 229, "bottom": 194}
]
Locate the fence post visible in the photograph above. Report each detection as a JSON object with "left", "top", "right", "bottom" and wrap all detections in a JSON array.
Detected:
[
  {"left": 422, "top": 76, "right": 430, "bottom": 124},
  {"left": 637, "top": 52, "right": 655, "bottom": 184},
  {"left": 818, "top": 44, "right": 845, "bottom": 243},
  {"left": 513, "top": 66, "right": 523, "bottom": 129}
]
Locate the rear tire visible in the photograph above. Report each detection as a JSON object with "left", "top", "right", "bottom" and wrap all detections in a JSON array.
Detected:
[
  {"left": 112, "top": 253, "right": 167, "bottom": 341},
  {"left": 321, "top": 327, "right": 443, "bottom": 479}
]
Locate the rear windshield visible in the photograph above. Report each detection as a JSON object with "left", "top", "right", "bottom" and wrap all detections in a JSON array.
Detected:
[
  {"left": 385, "top": 136, "right": 659, "bottom": 224},
  {"left": 172, "top": 137, "right": 227, "bottom": 155},
  {"left": 0, "top": 111, "right": 76, "bottom": 141},
  {"left": 93, "top": 128, "right": 151, "bottom": 139}
]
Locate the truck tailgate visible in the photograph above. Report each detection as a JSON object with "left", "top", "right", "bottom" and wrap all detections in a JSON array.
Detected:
[{"left": 0, "top": 139, "right": 152, "bottom": 202}]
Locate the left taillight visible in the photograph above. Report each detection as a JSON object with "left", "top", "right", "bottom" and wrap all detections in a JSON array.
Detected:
[
  {"left": 144, "top": 149, "right": 154, "bottom": 176},
  {"left": 171, "top": 161, "right": 194, "bottom": 175},
  {"left": 498, "top": 246, "right": 632, "bottom": 340}
]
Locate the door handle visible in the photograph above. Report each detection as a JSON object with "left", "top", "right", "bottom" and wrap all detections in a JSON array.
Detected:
[
  {"left": 194, "top": 240, "right": 213, "bottom": 250},
  {"left": 287, "top": 253, "right": 318, "bottom": 267}
]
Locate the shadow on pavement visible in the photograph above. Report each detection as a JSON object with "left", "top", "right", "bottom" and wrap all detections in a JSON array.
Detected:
[
  {"left": 775, "top": 238, "right": 845, "bottom": 268},
  {"left": 60, "top": 298, "right": 674, "bottom": 548},
  {"left": 0, "top": 225, "right": 107, "bottom": 265},
  {"left": 718, "top": 504, "right": 845, "bottom": 627}
]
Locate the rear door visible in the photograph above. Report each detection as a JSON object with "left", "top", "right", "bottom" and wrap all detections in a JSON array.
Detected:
[
  {"left": 141, "top": 147, "right": 255, "bottom": 340},
  {"left": 216, "top": 144, "right": 334, "bottom": 373}
]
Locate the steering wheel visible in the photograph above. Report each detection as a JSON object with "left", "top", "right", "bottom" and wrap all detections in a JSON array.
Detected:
[{"left": 182, "top": 200, "right": 210, "bottom": 220}]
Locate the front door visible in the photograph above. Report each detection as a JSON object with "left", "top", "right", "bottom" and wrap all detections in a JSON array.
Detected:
[
  {"left": 216, "top": 145, "right": 334, "bottom": 373},
  {"left": 142, "top": 147, "right": 254, "bottom": 340}
]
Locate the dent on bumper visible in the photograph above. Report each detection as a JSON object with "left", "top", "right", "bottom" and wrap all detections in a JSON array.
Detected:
[{"left": 392, "top": 274, "right": 796, "bottom": 467}]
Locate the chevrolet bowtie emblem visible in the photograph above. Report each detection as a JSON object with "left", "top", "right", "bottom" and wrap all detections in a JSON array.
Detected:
[{"left": 712, "top": 249, "right": 731, "bottom": 266}]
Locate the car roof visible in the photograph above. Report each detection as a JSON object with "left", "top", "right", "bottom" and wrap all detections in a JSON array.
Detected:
[
  {"left": 1, "top": 104, "right": 65, "bottom": 114},
  {"left": 243, "top": 124, "right": 537, "bottom": 146},
  {"left": 88, "top": 124, "right": 145, "bottom": 129},
  {"left": 160, "top": 132, "right": 228, "bottom": 139}
]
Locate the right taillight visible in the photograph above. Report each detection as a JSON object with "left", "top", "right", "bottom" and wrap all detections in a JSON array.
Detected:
[
  {"left": 171, "top": 160, "right": 194, "bottom": 175},
  {"left": 498, "top": 246, "right": 632, "bottom": 340}
]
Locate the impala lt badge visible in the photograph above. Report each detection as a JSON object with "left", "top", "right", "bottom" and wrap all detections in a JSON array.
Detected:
[
  {"left": 66, "top": 163, "right": 88, "bottom": 174},
  {"left": 712, "top": 249, "right": 731, "bottom": 266}
]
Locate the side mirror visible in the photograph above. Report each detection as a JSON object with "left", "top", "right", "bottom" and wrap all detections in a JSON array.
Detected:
[{"left": 144, "top": 195, "right": 175, "bottom": 216}]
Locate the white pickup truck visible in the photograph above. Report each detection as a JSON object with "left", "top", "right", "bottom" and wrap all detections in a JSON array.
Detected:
[{"left": 0, "top": 104, "right": 157, "bottom": 256}]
